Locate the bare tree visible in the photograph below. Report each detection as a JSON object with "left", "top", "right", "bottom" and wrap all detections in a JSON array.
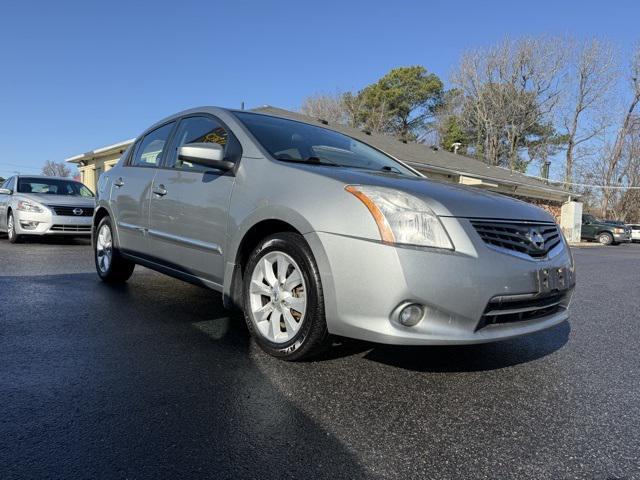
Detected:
[
  {"left": 619, "top": 117, "right": 640, "bottom": 221},
  {"left": 561, "top": 39, "right": 617, "bottom": 189},
  {"left": 341, "top": 92, "right": 364, "bottom": 128},
  {"left": 300, "top": 92, "right": 349, "bottom": 125},
  {"left": 601, "top": 44, "right": 640, "bottom": 215},
  {"left": 42, "top": 160, "right": 71, "bottom": 177},
  {"left": 452, "top": 36, "right": 566, "bottom": 169}
]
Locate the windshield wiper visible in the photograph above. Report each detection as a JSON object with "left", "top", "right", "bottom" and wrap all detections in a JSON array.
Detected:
[
  {"left": 274, "top": 156, "right": 340, "bottom": 167},
  {"left": 380, "top": 165, "right": 402, "bottom": 174},
  {"left": 345, "top": 164, "right": 407, "bottom": 175}
]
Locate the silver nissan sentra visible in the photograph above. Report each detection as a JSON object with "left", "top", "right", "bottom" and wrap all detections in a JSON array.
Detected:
[{"left": 92, "top": 107, "right": 575, "bottom": 360}]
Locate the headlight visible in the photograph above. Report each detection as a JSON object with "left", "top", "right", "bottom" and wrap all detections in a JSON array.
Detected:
[
  {"left": 614, "top": 227, "right": 624, "bottom": 234},
  {"left": 17, "top": 200, "right": 45, "bottom": 213},
  {"left": 345, "top": 185, "right": 454, "bottom": 249}
]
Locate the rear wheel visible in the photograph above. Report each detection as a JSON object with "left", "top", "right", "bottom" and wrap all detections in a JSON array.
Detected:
[
  {"left": 94, "top": 216, "right": 135, "bottom": 283},
  {"left": 243, "top": 232, "right": 330, "bottom": 361},
  {"left": 597, "top": 232, "right": 614, "bottom": 246},
  {"left": 7, "top": 212, "right": 21, "bottom": 243}
]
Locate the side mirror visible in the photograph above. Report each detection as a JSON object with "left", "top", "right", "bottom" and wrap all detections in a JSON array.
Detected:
[
  {"left": 178, "top": 143, "right": 234, "bottom": 171},
  {"left": 0, "top": 188, "right": 11, "bottom": 195}
]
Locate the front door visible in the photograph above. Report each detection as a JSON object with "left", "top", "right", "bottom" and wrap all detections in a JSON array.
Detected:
[
  {"left": 148, "top": 115, "right": 238, "bottom": 285},
  {"left": 0, "top": 176, "right": 15, "bottom": 229},
  {"left": 111, "top": 122, "right": 175, "bottom": 255}
]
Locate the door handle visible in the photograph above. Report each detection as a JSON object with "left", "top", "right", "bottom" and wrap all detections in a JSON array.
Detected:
[
  {"left": 114, "top": 177, "right": 124, "bottom": 187},
  {"left": 153, "top": 184, "right": 167, "bottom": 197}
]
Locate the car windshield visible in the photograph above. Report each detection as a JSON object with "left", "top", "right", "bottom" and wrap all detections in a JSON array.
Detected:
[
  {"left": 583, "top": 214, "right": 596, "bottom": 222},
  {"left": 234, "top": 112, "right": 416, "bottom": 176},
  {"left": 17, "top": 177, "right": 94, "bottom": 197}
]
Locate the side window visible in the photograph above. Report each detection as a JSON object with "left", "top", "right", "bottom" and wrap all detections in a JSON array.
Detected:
[
  {"left": 130, "top": 122, "right": 175, "bottom": 168},
  {"left": 165, "top": 116, "right": 229, "bottom": 171}
]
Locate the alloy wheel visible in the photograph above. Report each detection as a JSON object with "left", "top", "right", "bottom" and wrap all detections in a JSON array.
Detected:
[
  {"left": 598, "top": 234, "right": 612, "bottom": 245},
  {"left": 96, "top": 224, "right": 113, "bottom": 273},
  {"left": 248, "top": 251, "right": 307, "bottom": 344}
]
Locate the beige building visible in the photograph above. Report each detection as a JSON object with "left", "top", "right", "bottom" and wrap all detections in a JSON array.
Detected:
[{"left": 65, "top": 138, "right": 134, "bottom": 191}]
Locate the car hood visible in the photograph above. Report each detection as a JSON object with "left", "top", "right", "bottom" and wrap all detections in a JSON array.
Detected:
[
  {"left": 16, "top": 193, "right": 96, "bottom": 207},
  {"left": 316, "top": 167, "right": 555, "bottom": 222}
]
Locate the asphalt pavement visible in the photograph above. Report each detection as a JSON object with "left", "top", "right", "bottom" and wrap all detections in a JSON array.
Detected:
[{"left": 1, "top": 237, "right": 639, "bottom": 479}]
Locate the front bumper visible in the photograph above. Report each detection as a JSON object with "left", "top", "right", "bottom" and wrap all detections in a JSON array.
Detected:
[
  {"left": 613, "top": 232, "right": 631, "bottom": 243},
  {"left": 13, "top": 209, "right": 92, "bottom": 236},
  {"left": 306, "top": 217, "right": 574, "bottom": 345}
]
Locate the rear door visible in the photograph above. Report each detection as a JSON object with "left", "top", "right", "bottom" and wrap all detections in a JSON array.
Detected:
[
  {"left": 581, "top": 216, "right": 595, "bottom": 239},
  {"left": 147, "top": 115, "right": 240, "bottom": 284},
  {"left": 111, "top": 122, "right": 175, "bottom": 255}
]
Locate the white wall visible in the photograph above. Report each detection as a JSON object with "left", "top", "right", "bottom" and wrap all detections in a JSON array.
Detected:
[{"left": 560, "top": 201, "right": 583, "bottom": 243}]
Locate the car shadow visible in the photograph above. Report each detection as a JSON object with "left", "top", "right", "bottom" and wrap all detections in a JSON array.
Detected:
[
  {"left": 17, "top": 236, "right": 91, "bottom": 246},
  {"left": 359, "top": 321, "right": 571, "bottom": 372},
  {"left": 117, "top": 266, "right": 569, "bottom": 374}
]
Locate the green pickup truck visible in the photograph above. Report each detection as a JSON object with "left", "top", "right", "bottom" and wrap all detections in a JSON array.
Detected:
[{"left": 581, "top": 214, "right": 632, "bottom": 245}]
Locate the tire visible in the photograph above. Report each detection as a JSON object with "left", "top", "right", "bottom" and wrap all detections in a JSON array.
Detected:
[
  {"left": 94, "top": 216, "right": 135, "bottom": 283},
  {"left": 7, "top": 211, "right": 21, "bottom": 244},
  {"left": 243, "top": 232, "right": 330, "bottom": 361},
  {"left": 597, "top": 232, "right": 614, "bottom": 246}
]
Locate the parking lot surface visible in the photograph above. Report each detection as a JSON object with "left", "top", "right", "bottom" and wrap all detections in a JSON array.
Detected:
[{"left": 1, "top": 238, "right": 639, "bottom": 479}]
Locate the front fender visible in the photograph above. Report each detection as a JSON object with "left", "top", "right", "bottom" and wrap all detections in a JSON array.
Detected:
[{"left": 221, "top": 204, "right": 317, "bottom": 308}]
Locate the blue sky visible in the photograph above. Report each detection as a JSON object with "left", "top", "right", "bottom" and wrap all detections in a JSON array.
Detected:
[{"left": 0, "top": 0, "right": 639, "bottom": 178}]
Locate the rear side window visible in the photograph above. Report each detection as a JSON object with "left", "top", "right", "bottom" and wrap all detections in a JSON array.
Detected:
[
  {"left": 164, "top": 116, "right": 229, "bottom": 171},
  {"left": 130, "top": 122, "right": 175, "bottom": 168}
]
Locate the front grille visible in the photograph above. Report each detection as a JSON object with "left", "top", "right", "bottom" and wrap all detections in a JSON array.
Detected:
[
  {"left": 50, "top": 224, "right": 92, "bottom": 232},
  {"left": 471, "top": 220, "right": 561, "bottom": 258},
  {"left": 476, "top": 291, "right": 568, "bottom": 330},
  {"left": 48, "top": 205, "right": 94, "bottom": 217}
]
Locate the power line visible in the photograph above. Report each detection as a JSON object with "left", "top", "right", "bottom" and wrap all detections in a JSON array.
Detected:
[
  {"left": 0, "top": 162, "right": 41, "bottom": 169},
  {"left": 526, "top": 173, "right": 640, "bottom": 190},
  {"left": 0, "top": 165, "right": 41, "bottom": 174}
]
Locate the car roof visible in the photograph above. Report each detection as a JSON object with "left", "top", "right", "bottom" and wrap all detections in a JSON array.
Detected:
[
  {"left": 140, "top": 106, "right": 231, "bottom": 136},
  {"left": 17, "top": 175, "right": 79, "bottom": 181}
]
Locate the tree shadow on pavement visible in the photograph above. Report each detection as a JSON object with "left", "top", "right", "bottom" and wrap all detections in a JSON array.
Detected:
[{"left": 0, "top": 272, "right": 371, "bottom": 480}]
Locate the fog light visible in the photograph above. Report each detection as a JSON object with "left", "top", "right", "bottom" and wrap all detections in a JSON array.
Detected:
[
  {"left": 399, "top": 304, "right": 424, "bottom": 326},
  {"left": 20, "top": 221, "right": 39, "bottom": 230}
]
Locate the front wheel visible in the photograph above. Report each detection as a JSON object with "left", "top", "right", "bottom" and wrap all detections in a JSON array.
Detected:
[
  {"left": 94, "top": 216, "right": 135, "bottom": 283},
  {"left": 243, "top": 232, "right": 330, "bottom": 361},
  {"left": 597, "top": 232, "right": 614, "bottom": 246},
  {"left": 7, "top": 212, "right": 21, "bottom": 243}
]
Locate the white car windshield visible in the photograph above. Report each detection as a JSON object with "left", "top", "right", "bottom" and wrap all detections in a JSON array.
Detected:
[{"left": 17, "top": 177, "right": 94, "bottom": 197}]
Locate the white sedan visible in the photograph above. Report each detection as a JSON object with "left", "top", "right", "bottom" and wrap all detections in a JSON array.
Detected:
[{"left": 0, "top": 175, "right": 95, "bottom": 243}]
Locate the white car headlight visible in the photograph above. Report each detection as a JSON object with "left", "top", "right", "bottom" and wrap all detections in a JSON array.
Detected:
[
  {"left": 17, "top": 200, "right": 45, "bottom": 213},
  {"left": 346, "top": 185, "right": 453, "bottom": 249}
]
